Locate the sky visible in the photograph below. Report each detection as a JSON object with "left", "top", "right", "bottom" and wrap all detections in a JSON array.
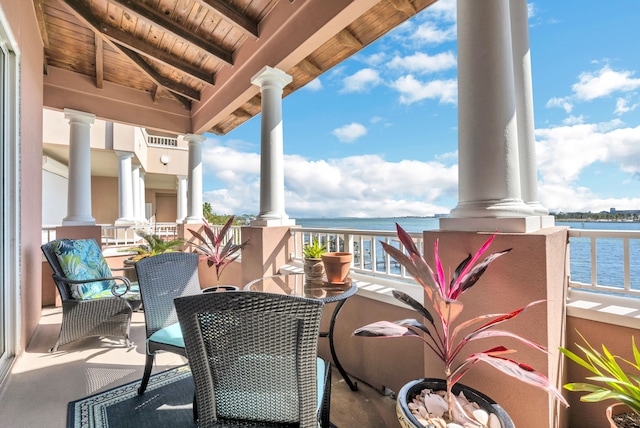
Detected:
[{"left": 199, "top": 0, "right": 640, "bottom": 219}]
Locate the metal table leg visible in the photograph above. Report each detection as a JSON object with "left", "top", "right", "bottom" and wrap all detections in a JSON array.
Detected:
[{"left": 319, "top": 299, "right": 358, "bottom": 391}]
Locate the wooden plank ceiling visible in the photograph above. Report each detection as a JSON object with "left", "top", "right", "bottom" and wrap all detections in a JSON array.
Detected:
[{"left": 35, "top": 0, "right": 437, "bottom": 136}]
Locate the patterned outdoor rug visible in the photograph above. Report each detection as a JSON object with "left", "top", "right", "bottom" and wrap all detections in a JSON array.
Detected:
[{"left": 67, "top": 365, "right": 194, "bottom": 428}]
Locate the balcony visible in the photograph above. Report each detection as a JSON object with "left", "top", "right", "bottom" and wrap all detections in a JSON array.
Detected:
[{"left": 12, "top": 223, "right": 640, "bottom": 427}]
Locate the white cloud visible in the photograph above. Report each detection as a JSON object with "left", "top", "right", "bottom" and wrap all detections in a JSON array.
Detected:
[
  {"left": 391, "top": 75, "right": 457, "bottom": 105},
  {"left": 572, "top": 65, "right": 640, "bottom": 101},
  {"left": 200, "top": 144, "right": 457, "bottom": 218},
  {"left": 332, "top": 123, "right": 367, "bottom": 143},
  {"left": 410, "top": 21, "right": 457, "bottom": 45},
  {"left": 546, "top": 96, "right": 573, "bottom": 113},
  {"left": 340, "top": 68, "right": 382, "bottom": 93},
  {"left": 615, "top": 97, "right": 638, "bottom": 115},
  {"left": 536, "top": 123, "right": 640, "bottom": 212},
  {"left": 562, "top": 115, "right": 584, "bottom": 125},
  {"left": 387, "top": 51, "right": 456, "bottom": 74},
  {"left": 304, "top": 78, "right": 323, "bottom": 91}
]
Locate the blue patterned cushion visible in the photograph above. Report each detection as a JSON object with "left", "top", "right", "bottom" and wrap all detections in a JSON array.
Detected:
[
  {"left": 52, "top": 239, "right": 116, "bottom": 300},
  {"left": 88, "top": 282, "right": 140, "bottom": 301}
]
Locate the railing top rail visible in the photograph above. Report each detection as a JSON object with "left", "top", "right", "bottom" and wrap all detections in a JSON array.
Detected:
[
  {"left": 568, "top": 229, "right": 640, "bottom": 238},
  {"left": 296, "top": 226, "right": 422, "bottom": 238}
]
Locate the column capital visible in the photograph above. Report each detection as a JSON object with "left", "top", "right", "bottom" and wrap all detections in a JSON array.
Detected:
[
  {"left": 63, "top": 108, "right": 96, "bottom": 125},
  {"left": 114, "top": 150, "right": 134, "bottom": 159},
  {"left": 251, "top": 66, "right": 292, "bottom": 89},
  {"left": 184, "top": 133, "right": 206, "bottom": 144}
]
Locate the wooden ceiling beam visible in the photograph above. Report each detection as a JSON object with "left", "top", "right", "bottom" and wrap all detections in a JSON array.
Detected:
[
  {"left": 94, "top": 36, "right": 104, "bottom": 89},
  {"left": 60, "top": 0, "right": 215, "bottom": 86},
  {"left": 111, "top": 0, "right": 233, "bottom": 65},
  {"left": 388, "top": 0, "right": 417, "bottom": 17},
  {"left": 297, "top": 58, "right": 322, "bottom": 76},
  {"left": 200, "top": 0, "right": 259, "bottom": 38},
  {"left": 336, "top": 29, "right": 363, "bottom": 50},
  {"left": 118, "top": 46, "right": 200, "bottom": 102}
]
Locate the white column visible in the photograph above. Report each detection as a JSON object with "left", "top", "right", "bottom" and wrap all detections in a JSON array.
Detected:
[
  {"left": 114, "top": 151, "right": 135, "bottom": 224},
  {"left": 448, "top": 0, "right": 533, "bottom": 224},
  {"left": 250, "top": 66, "right": 295, "bottom": 226},
  {"left": 185, "top": 134, "right": 205, "bottom": 223},
  {"left": 177, "top": 175, "right": 188, "bottom": 223},
  {"left": 139, "top": 171, "right": 147, "bottom": 223},
  {"left": 131, "top": 165, "right": 141, "bottom": 222},
  {"left": 62, "top": 109, "right": 96, "bottom": 225},
  {"left": 510, "top": 0, "right": 548, "bottom": 215}
]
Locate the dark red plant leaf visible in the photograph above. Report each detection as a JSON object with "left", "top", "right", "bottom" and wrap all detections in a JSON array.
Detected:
[
  {"left": 392, "top": 290, "right": 435, "bottom": 326},
  {"left": 450, "top": 249, "right": 511, "bottom": 299},
  {"left": 352, "top": 321, "right": 419, "bottom": 338}
]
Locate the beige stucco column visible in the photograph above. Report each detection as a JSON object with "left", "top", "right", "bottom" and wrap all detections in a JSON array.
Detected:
[
  {"left": 177, "top": 175, "right": 187, "bottom": 223},
  {"left": 184, "top": 134, "right": 205, "bottom": 224},
  {"left": 138, "top": 171, "right": 147, "bottom": 223},
  {"left": 62, "top": 109, "right": 96, "bottom": 226},
  {"left": 444, "top": 0, "right": 537, "bottom": 233},
  {"left": 250, "top": 66, "right": 295, "bottom": 227},
  {"left": 510, "top": 0, "right": 548, "bottom": 216},
  {"left": 114, "top": 151, "right": 135, "bottom": 224},
  {"left": 131, "top": 165, "right": 141, "bottom": 222}
]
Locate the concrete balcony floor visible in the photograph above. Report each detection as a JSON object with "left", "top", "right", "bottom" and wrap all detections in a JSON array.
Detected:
[{"left": 0, "top": 307, "right": 398, "bottom": 427}]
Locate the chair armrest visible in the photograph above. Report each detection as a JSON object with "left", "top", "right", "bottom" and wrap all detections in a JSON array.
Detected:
[{"left": 52, "top": 274, "right": 132, "bottom": 297}]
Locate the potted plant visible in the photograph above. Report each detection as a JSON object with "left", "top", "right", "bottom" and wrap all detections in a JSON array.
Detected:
[
  {"left": 120, "top": 231, "right": 184, "bottom": 263},
  {"left": 321, "top": 251, "right": 353, "bottom": 284},
  {"left": 560, "top": 332, "right": 640, "bottom": 428},
  {"left": 188, "top": 215, "right": 249, "bottom": 290},
  {"left": 353, "top": 223, "right": 568, "bottom": 427},
  {"left": 303, "top": 238, "right": 327, "bottom": 280}
]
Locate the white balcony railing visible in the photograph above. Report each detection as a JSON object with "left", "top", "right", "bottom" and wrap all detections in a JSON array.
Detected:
[
  {"left": 567, "top": 228, "right": 640, "bottom": 298},
  {"left": 291, "top": 227, "right": 423, "bottom": 282},
  {"left": 43, "top": 223, "right": 640, "bottom": 299}
]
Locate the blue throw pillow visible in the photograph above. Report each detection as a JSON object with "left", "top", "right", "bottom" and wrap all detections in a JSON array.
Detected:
[{"left": 52, "top": 239, "right": 116, "bottom": 300}]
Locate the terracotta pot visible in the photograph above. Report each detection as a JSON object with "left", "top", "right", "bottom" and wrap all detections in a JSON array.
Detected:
[
  {"left": 303, "top": 257, "right": 324, "bottom": 280},
  {"left": 606, "top": 402, "right": 635, "bottom": 428},
  {"left": 396, "top": 378, "right": 514, "bottom": 428},
  {"left": 321, "top": 252, "right": 352, "bottom": 283}
]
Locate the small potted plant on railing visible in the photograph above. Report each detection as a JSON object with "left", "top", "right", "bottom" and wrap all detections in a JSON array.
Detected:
[
  {"left": 188, "top": 215, "right": 249, "bottom": 290},
  {"left": 353, "top": 223, "right": 568, "bottom": 427},
  {"left": 303, "top": 238, "right": 327, "bottom": 280},
  {"left": 560, "top": 332, "right": 640, "bottom": 428}
]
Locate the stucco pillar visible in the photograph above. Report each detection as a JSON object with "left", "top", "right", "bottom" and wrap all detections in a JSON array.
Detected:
[
  {"left": 250, "top": 66, "right": 295, "bottom": 227},
  {"left": 114, "top": 151, "right": 135, "bottom": 224},
  {"left": 177, "top": 175, "right": 187, "bottom": 223},
  {"left": 444, "top": 0, "right": 535, "bottom": 232},
  {"left": 62, "top": 109, "right": 96, "bottom": 226},
  {"left": 185, "top": 134, "right": 205, "bottom": 224},
  {"left": 131, "top": 165, "right": 141, "bottom": 222},
  {"left": 510, "top": 0, "right": 548, "bottom": 216},
  {"left": 139, "top": 171, "right": 147, "bottom": 223}
]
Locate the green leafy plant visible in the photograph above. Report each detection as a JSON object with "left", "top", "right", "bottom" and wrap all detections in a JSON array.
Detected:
[
  {"left": 121, "top": 231, "right": 184, "bottom": 262},
  {"left": 188, "top": 215, "right": 249, "bottom": 285},
  {"left": 560, "top": 331, "right": 640, "bottom": 415},
  {"left": 353, "top": 223, "right": 568, "bottom": 424},
  {"left": 303, "top": 238, "right": 327, "bottom": 259}
]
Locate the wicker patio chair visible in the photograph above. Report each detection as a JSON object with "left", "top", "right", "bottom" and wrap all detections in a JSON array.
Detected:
[
  {"left": 41, "top": 238, "right": 140, "bottom": 352},
  {"left": 134, "top": 251, "right": 202, "bottom": 395},
  {"left": 174, "top": 291, "right": 332, "bottom": 428}
]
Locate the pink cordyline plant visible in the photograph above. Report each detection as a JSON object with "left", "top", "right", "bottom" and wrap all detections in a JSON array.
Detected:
[
  {"left": 188, "top": 216, "right": 249, "bottom": 285},
  {"left": 353, "top": 223, "right": 568, "bottom": 422}
]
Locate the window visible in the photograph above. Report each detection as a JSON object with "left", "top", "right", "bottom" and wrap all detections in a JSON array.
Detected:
[{"left": 0, "top": 11, "right": 19, "bottom": 382}]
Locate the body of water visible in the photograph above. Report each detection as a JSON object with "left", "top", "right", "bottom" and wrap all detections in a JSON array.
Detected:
[{"left": 296, "top": 217, "right": 640, "bottom": 291}]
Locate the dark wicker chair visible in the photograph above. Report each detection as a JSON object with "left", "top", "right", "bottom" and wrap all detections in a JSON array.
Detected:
[
  {"left": 134, "top": 251, "right": 202, "bottom": 395},
  {"left": 174, "top": 291, "right": 332, "bottom": 428},
  {"left": 41, "top": 238, "right": 139, "bottom": 352}
]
